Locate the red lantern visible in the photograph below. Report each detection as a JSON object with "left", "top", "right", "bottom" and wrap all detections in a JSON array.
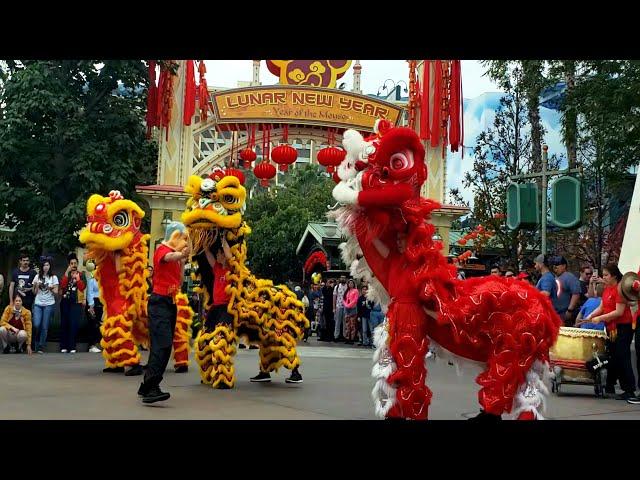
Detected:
[
  {"left": 271, "top": 144, "right": 297, "bottom": 172},
  {"left": 317, "top": 146, "right": 346, "bottom": 174},
  {"left": 225, "top": 167, "right": 245, "bottom": 185},
  {"left": 253, "top": 162, "right": 276, "bottom": 187},
  {"left": 240, "top": 148, "right": 257, "bottom": 169}
]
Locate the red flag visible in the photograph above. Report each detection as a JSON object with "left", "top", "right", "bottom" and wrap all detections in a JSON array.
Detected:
[
  {"left": 430, "top": 60, "right": 442, "bottom": 148},
  {"left": 448, "top": 60, "right": 463, "bottom": 153},
  {"left": 183, "top": 60, "right": 196, "bottom": 126},
  {"left": 419, "top": 60, "right": 430, "bottom": 141}
]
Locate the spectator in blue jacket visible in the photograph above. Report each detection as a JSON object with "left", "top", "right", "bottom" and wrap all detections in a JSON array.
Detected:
[{"left": 576, "top": 280, "right": 605, "bottom": 331}]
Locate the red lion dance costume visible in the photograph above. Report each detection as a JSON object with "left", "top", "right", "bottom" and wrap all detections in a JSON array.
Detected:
[{"left": 331, "top": 121, "right": 561, "bottom": 420}]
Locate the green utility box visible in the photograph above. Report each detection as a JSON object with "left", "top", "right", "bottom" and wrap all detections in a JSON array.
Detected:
[
  {"left": 506, "top": 182, "right": 540, "bottom": 230},
  {"left": 550, "top": 176, "right": 583, "bottom": 229}
]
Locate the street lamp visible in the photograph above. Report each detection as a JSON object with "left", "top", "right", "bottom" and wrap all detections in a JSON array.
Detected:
[{"left": 432, "top": 230, "right": 443, "bottom": 242}]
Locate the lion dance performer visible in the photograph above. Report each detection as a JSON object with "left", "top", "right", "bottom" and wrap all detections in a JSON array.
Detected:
[
  {"left": 181, "top": 168, "right": 308, "bottom": 389},
  {"left": 331, "top": 121, "right": 562, "bottom": 420},
  {"left": 79, "top": 191, "right": 192, "bottom": 378},
  {"left": 137, "top": 221, "right": 192, "bottom": 403}
]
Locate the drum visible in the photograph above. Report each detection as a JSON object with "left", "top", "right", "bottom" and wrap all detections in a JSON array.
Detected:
[{"left": 550, "top": 327, "right": 607, "bottom": 383}]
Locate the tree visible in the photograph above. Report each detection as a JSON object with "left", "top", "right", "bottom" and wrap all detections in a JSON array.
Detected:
[
  {"left": 548, "top": 136, "right": 634, "bottom": 270},
  {"left": 542, "top": 60, "right": 639, "bottom": 269},
  {"left": 571, "top": 60, "right": 640, "bottom": 177},
  {"left": 463, "top": 80, "right": 558, "bottom": 268},
  {"left": 243, "top": 164, "right": 335, "bottom": 283},
  {"left": 548, "top": 60, "right": 580, "bottom": 168},
  {"left": 0, "top": 60, "right": 157, "bottom": 255},
  {"left": 482, "top": 61, "right": 548, "bottom": 170}
]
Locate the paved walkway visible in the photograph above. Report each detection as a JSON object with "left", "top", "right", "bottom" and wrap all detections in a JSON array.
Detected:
[{"left": 1, "top": 339, "right": 640, "bottom": 420}]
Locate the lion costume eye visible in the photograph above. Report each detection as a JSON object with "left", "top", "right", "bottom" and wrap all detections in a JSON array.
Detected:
[
  {"left": 389, "top": 150, "right": 414, "bottom": 171},
  {"left": 113, "top": 211, "right": 130, "bottom": 228}
]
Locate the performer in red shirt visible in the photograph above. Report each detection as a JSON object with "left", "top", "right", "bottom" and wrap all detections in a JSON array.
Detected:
[
  {"left": 586, "top": 263, "right": 636, "bottom": 399},
  {"left": 137, "top": 221, "right": 190, "bottom": 404},
  {"left": 203, "top": 236, "right": 233, "bottom": 330}
]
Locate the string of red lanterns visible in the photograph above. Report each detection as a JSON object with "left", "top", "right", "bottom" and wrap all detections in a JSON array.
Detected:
[
  {"left": 316, "top": 128, "right": 346, "bottom": 174},
  {"left": 253, "top": 124, "right": 276, "bottom": 186},
  {"left": 240, "top": 124, "right": 257, "bottom": 168},
  {"left": 271, "top": 125, "right": 297, "bottom": 172}
]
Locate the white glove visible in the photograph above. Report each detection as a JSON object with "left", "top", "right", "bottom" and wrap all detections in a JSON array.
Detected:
[{"left": 332, "top": 182, "right": 358, "bottom": 205}]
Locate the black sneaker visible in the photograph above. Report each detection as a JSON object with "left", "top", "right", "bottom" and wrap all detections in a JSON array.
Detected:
[
  {"left": 250, "top": 372, "right": 271, "bottom": 382},
  {"left": 103, "top": 367, "right": 125, "bottom": 373},
  {"left": 125, "top": 364, "right": 144, "bottom": 376},
  {"left": 238, "top": 344, "right": 247, "bottom": 349},
  {"left": 174, "top": 365, "right": 188, "bottom": 373},
  {"left": 616, "top": 391, "right": 636, "bottom": 401},
  {"left": 142, "top": 385, "right": 170, "bottom": 404},
  {"left": 468, "top": 410, "right": 502, "bottom": 421},
  {"left": 627, "top": 396, "right": 640, "bottom": 405},
  {"left": 2, "top": 346, "right": 10, "bottom": 354},
  {"left": 215, "top": 383, "right": 232, "bottom": 389},
  {"left": 248, "top": 345, "right": 259, "bottom": 350},
  {"left": 285, "top": 369, "right": 303, "bottom": 384},
  {"left": 137, "top": 383, "right": 147, "bottom": 397}
]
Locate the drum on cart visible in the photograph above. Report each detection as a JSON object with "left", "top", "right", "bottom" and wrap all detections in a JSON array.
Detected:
[{"left": 549, "top": 327, "right": 608, "bottom": 396}]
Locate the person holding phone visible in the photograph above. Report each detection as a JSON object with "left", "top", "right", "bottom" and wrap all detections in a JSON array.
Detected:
[
  {"left": 59, "top": 253, "right": 87, "bottom": 354},
  {"left": 32, "top": 258, "right": 59, "bottom": 353}
]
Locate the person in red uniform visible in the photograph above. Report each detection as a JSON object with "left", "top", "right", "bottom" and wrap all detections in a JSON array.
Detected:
[
  {"left": 203, "top": 236, "right": 233, "bottom": 330},
  {"left": 585, "top": 263, "right": 636, "bottom": 400},
  {"left": 203, "top": 235, "right": 304, "bottom": 384},
  {"left": 137, "top": 222, "right": 190, "bottom": 404}
]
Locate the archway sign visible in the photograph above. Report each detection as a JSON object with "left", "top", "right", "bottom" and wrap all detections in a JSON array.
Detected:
[{"left": 211, "top": 85, "right": 402, "bottom": 131}]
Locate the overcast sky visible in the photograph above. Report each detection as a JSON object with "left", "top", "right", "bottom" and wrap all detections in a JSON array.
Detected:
[{"left": 203, "top": 60, "right": 502, "bottom": 99}]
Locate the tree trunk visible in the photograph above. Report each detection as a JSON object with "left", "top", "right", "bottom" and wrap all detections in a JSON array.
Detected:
[
  {"left": 523, "top": 61, "right": 544, "bottom": 171},
  {"left": 564, "top": 61, "right": 578, "bottom": 168}
]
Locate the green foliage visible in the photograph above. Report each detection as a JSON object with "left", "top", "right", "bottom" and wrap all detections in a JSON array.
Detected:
[
  {"left": 464, "top": 84, "right": 558, "bottom": 266},
  {"left": 572, "top": 61, "right": 640, "bottom": 176},
  {"left": 243, "top": 164, "right": 334, "bottom": 283},
  {"left": 482, "top": 60, "right": 548, "bottom": 169},
  {"left": 0, "top": 60, "right": 157, "bottom": 255}
]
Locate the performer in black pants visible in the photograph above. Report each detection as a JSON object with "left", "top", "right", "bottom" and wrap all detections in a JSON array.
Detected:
[
  {"left": 320, "top": 279, "right": 336, "bottom": 341},
  {"left": 137, "top": 222, "right": 190, "bottom": 404}
]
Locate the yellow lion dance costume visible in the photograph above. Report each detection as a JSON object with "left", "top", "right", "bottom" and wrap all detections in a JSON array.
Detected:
[
  {"left": 182, "top": 168, "right": 309, "bottom": 388},
  {"left": 79, "top": 190, "right": 193, "bottom": 375}
]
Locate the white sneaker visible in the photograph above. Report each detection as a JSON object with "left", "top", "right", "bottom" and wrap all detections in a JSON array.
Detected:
[
  {"left": 37, "top": 350, "right": 44, "bottom": 354},
  {"left": 70, "top": 350, "right": 77, "bottom": 354},
  {"left": 60, "top": 349, "right": 68, "bottom": 353},
  {"left": 89, "top": 346, "right": 101, "bottom": 353}
]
